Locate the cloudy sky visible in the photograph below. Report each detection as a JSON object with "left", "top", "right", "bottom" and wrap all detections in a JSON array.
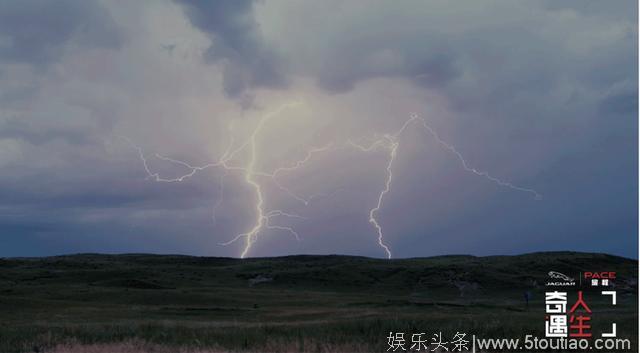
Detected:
[{"left": 0, "top": 0, "right": 637, "bottom": 258}]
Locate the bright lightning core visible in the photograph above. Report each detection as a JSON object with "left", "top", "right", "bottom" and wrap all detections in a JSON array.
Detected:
[{"left": 125, "top": 105, "right": 541, "bottom": 259}]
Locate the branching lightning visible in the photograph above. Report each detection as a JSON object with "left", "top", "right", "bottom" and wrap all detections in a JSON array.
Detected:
[
  {"left": 410, "top": 113, "right": 542, "bottom": 200},
  {"left": 346, "top": 113, "right": 540, "bottom": 258},
  {"left": 123, "top": 102, "right": 336, "bottom": 258},
  {"left": 124, "top": 107, "right": 540, "bottom": 259},
  {"left": 348, "top": 136, "right": 398, "bottom": 259}
]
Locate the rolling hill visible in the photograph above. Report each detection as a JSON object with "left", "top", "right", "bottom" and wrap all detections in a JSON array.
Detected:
[{"left": 0, "top": 252, "right": 637, "bottom": 352}]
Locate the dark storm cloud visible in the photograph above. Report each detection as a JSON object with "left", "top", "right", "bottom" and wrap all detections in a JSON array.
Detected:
[
  {"left": 266, "top": 0, "right": 635, "bottom": 259},
  {"left": 0, "top": 148, "right": 227, "bottom": 257},
  {"left": 0, "top": 120, "right": 90, "bottom": 145},
  {"left": 0, "top": 0, "right": 122, "bottom": 67},
  {"left": 0, "top": 0, "right": 123, "bottom": 146},
  {"left": 275, "top": 0, "right": 637, "bottom": 139},
  {"left": 315, "top": 35, "right": 460, "bottom": 93},
  {"left": 541, "top": 0, "right": 633, "bottom": 19},
  {"left": 0, "top": 169, "right": 214, "bottom": 211},
  {"left": 598, "top": 84, "right": 638, "bottom": 116},
  {"left": 176, "top": 0, "right": 288, "bottom": 99},
  {"left": 0, "top": 1, "right": 636, "bottom": 259}
]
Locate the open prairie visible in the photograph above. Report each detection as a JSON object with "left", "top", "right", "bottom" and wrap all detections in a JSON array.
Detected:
[{"left": 0, "top": 252, "right": 636, "bottom": 352}]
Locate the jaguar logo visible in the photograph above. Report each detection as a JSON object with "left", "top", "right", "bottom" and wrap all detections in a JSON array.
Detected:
[
  {"left": 546, "top": 271, "right": 576, "bottom": 286},
  {"left": 548, "top": 271, "right": 574, "bottom": 282}
]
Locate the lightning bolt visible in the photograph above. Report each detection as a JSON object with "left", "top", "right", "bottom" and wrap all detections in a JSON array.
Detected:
[
  {"left": 347, "top": 134, "right": 400, "bottom": 260},
  {"left": 409, "top": 113, "right": 542, "bottom": 200},
  {"left": 225, "top": 102, "right": 300, "bottom": 258},
  {"left": 347, "top": 113, "right": 540, "bottom": 258},
  {"left": 124, "top": 108, "right": 540, "bottom": 259},
  {"left": 349, "top": 138, "right": 397, "bottom": 259},
  {"left": 124, "top": 102, "right": 338, "bottom": 258},
  {"left": 259, "top": 142, "right": 336, "bottom": 205}
]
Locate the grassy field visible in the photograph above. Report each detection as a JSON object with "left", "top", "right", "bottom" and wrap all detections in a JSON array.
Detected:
[{"left": 0, "top": 252, "right": 637, "bottom": 352}]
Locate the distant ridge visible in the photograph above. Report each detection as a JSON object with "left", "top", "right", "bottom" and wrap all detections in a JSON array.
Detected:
[{"left": 3, "top": 250, "right": 636, "bottom": 261}]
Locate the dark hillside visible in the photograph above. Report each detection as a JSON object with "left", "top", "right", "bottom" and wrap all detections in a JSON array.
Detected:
[{"left": 0, "top": 252, "right": 636, "bottom": 352}]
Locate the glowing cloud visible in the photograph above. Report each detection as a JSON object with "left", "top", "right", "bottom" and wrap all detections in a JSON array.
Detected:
[{"left": 125, "top": 108, "right": 540, "bottom": 259}]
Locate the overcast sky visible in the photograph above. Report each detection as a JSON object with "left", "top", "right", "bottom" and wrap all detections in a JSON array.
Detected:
[{"left": 0, "top": 0, "right": 637, "bottom": 258}]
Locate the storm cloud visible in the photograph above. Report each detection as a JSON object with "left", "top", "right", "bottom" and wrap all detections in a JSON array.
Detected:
[
  {"left": 176, "top": 0, "right": 288, "bottom": 100},
  {"left": 0, "top": 1, "right": 636, "bottom": 258},
  {"left": 0, "top": 0, "right": 122, "bottom": 67}
]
